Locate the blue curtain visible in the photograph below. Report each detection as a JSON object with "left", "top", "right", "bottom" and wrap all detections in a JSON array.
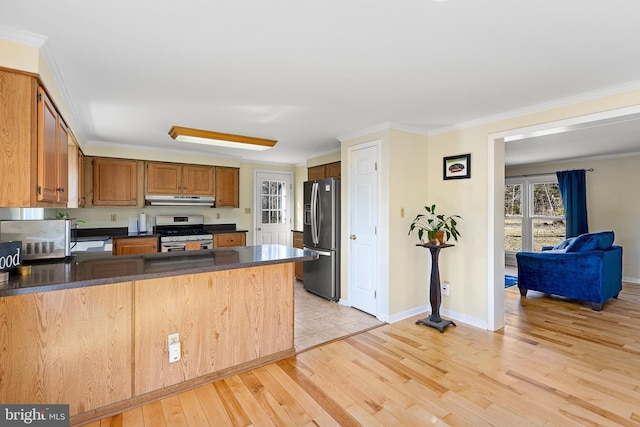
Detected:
[{"left": 556, "top": 169, "right": 588, "bottom": 238}]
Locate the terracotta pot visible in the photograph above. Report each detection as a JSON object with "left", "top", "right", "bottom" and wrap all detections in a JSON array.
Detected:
[{"left": 436, "top": 231, "right": 445, "bottom": 244}]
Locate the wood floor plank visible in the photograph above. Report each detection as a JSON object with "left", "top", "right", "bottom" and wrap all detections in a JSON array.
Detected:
[
  {"left": 88, "top": 282, "right": 640, "bottom": 427},
  {"left": 192, "top": 383, "right": 234, "bottom": 426},
  {"left": 177, "top": 390, "right": 210, "bottom": 427},
  {"left": 159, "top": 395, "right": 189, "bottom": 427},
  {"left": 212, "top": 378, "right": 252, "bottom": 426},
  {"left": 98, "top": 414, "right": 122, "bottom": 427},
  {"left": 274, "top": 358, "right": 356, "bottom": 427},
  {"left": 140, "top": 401, "right": 166, "bottom": 427},
  {"left": 251, "top": 365, "right": 315, "bottom": 425},
  {"left": 120, "top": 407, "right": 144, "bottom": 427}
]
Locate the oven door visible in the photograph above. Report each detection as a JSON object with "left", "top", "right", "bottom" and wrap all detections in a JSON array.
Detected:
[{"left": 161, "top": 240, "right": 213, "bottom": 252}]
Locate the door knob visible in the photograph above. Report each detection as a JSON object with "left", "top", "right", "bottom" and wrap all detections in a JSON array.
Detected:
[
  {"left": 350, "top": 234, "right": 357, "bottom": 240},
  {"left": 257, "top": 227, "right": 262, "bottom": 231}
]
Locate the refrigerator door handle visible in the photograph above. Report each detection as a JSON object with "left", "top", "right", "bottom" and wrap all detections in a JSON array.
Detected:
[
  {"left": 304, "top": 247, "right": 331, "bottom": 256},
  {"left": 311, "top": 182, "right": 320, "bottom": 245}
]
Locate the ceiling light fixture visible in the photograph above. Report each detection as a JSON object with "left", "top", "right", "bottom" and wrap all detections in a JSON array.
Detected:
[{"left": 168, "top": 126, "right": 277, "bottom": 151}]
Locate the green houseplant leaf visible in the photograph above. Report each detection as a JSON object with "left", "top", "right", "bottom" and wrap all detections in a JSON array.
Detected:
[{"left": 408, "top": 204, "right": 462, "bottom": 243}]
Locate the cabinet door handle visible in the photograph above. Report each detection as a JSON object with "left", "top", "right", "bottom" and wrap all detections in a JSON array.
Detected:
[{"left": 56, "top": 187, "right": 65, "bottom": 193}]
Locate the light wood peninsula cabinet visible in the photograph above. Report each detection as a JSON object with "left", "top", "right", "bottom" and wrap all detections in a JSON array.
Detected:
[
  {"left": 0, "top": 282, "right": 133, "bottom": 416},
  {"left": 215, "top": 166, "right": 240, "bottom": 207},
  {"left": 0, "top": 249, "right": 307, "bottom": 424},
  {"left": 146, "top": 162, "right": 214, "bottom": 196},
  {"left": 0, "top": 68, "right": 71, "bottom": 207},
  {"left": 85, "top": 157, "right": 144, "bottom": 207}
]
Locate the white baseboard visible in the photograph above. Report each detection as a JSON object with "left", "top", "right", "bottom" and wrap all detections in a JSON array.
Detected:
[
  {"left": 387, "top": 304, "right": 487, "bottom": 330},
  {"left": 388, "top": 304, "right": 430, "bottom": 324},
  {"left": 623, "top": 276, "right": 640, "bottom": 285}
]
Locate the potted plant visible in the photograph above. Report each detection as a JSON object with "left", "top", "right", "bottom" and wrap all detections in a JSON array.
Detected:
[{"left": 408, "top": 204, "right": 461, "bottom": 244}]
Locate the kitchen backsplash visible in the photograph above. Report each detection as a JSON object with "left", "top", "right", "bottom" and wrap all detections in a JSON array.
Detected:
[{"left": 0, "top": 206, "right": 250, "bottom": 231}]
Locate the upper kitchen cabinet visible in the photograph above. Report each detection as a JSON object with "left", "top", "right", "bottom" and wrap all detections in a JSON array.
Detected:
[
  {"left": 85, "top": 157, "right": 144, "bottom": 207},
  {"left": 67, "top": 133, "right": 84, "bottom": 208},
  {"left": 215, "top": 167, "right": 240, "bottom": 208},
  {"left": 308, "top": 161, "right": 341, "bottom": 180},
  {"left": 0, "top": 69, "right": 71, "bottom": 207},
  {"left": 146, "top": 162, "right": 214, "bottom": 196},
  {"left": 37, "top": 87, "right": 69, "bottom": 204}
]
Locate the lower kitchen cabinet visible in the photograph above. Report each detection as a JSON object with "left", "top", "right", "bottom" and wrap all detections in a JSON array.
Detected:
[
  {"left": 213, "top": 232, "right": 246, "bottom": 248},
  {"left": 113, "top": 236, "right": 159, "bottom": 255}
]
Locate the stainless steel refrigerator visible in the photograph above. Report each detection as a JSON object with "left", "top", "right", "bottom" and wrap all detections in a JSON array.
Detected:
[{"left": 303, "top": 178, "right": 340, "bottom": 301}]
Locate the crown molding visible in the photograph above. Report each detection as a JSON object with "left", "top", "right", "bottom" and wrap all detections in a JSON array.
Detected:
[
  {"left": 0, "top": 25, "right": 47, "bottom": 47},
  {"left": 427, "top": 80, "right": 640, "bottom": 136}
]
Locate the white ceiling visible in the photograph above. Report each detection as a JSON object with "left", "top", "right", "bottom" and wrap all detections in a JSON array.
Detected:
[{"left": 2, "top": 0, "right": 640, "bottom": 165}]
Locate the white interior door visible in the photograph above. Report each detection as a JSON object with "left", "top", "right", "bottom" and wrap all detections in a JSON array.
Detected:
[
  {"left": 348, "top": 143, "right": 379, "bottom": 315},
  {"left": 254, "top": 171, "right": 293, "bottom": 245}
]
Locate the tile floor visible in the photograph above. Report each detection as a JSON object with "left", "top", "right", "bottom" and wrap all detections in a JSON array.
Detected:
[{"left": 294, "top": 279, "right": 384, "bottom": 352}]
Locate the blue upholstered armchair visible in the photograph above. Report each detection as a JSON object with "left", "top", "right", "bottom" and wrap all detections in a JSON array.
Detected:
[{"left": 516, "top": 231, "right": 622, "bottom": 311}]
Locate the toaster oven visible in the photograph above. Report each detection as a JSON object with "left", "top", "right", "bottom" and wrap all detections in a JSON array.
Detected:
[{"left": 0, "top": 219, "right": 75, "bottom": 261}]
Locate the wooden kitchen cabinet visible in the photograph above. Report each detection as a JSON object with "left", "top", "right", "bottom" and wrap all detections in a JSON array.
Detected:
[
  {"left": 89, "top": 157, "right": 143, "bottom": 207},
  {"left": 215, "top": 166, "right": 240, "bottom": 207},
  {"left": 213, "top": 232, "right": 246, "bottom": 248},
  {"left": 146, "top": 162, "right": 214, "bottom": 196},
  {"left": 113, "top": 236, "right": 159, "bottom": 256},
  {"left": 37, "top": 86, "right": 69, "bottom": 204},
  {"left": 325, "top": 161, "right": 342, "bottom": 179},
  {"left": 292, "top": 231, "right": 304, "bottom": 280},
  {"left": 0, "top": 69, "right": 71, "bottom": 207},
  {"left": 308, "top": 161, "right": 341, "bottom": 180},
  {"left": 67, "top": 133, "right": 83, "bottom": 208}
]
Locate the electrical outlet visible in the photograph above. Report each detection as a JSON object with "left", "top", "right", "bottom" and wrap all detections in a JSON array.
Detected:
[
  {"left": 168, "top": 333, "right": 180, "bottom": 363},
  {"left": 168, "top": 333, "right": 179, "bottom": 345},
  {"left": 216, "top": 213, "right": 221, "bottom": 219},
  {"left": 442, "top": 281, "right": 450, "bottom": 297},
  {"left": 110, "top": 213, "right": 117, "bottom": 222},
  {"left": 245, "top": 208, "right": 251, "bottom": 214}
]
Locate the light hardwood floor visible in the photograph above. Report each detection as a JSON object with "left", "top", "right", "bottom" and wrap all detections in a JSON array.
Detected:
[{"left": 83, "top": 282, "right": 640, "bottom": 426}]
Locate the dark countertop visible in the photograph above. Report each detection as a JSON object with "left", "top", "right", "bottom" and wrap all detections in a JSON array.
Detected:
[
  {"left": 73, "top": 224, "right": 248, "bottom": 241},
  {"left": 0, "top": 245, "right": 318, "bottom": 297}
]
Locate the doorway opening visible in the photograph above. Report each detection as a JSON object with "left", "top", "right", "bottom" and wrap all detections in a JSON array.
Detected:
[{"left": 489, "top": 105, "right": 640, "bottom": 331}]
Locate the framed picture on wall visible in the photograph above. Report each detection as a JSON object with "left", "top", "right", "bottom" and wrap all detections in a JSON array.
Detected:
[{"left": 443, "top": 154, "right": 471, "bottom": 180}]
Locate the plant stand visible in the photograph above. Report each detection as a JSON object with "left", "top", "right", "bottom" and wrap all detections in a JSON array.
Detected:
[{"left": 415, "top": 243, "right": 456, "bottom": 333}]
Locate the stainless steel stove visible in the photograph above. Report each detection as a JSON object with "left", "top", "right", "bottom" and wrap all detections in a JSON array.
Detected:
[{"left": 155, "top": 215, "right": 213, "bottom": 252}]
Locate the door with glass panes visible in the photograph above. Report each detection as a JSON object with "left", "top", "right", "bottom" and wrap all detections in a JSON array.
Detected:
[
  {"left": 505, "top": 175, "right": 565, "bottom": 265},
  {"left": 254, "top": 171, "right": 293, "bottom": 245}
]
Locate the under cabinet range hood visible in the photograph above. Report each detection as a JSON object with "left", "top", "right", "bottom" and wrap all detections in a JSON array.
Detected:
[{"left": 145, "top": 195, "right": 215, "bottom": 206}]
